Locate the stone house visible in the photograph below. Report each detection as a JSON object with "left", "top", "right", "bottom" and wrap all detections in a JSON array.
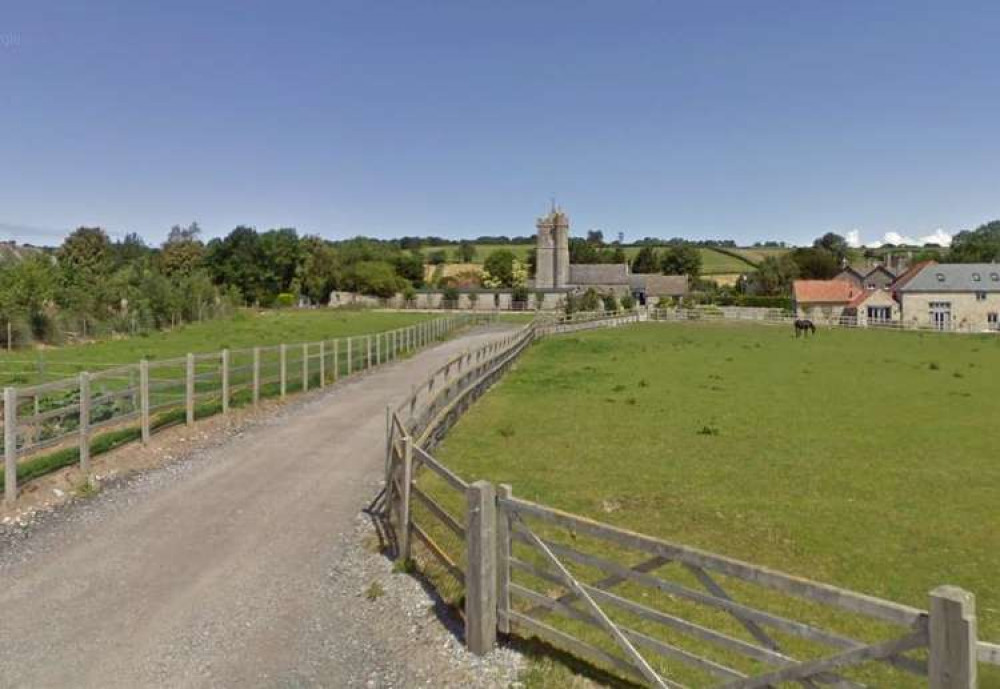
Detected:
[
  {"left": 840, "top": 288, "right": 899, "bottom": 326},
  {"left": 835, "top": 264, "right": 896, "bottom": 290},
  {"left": 896, "top": 263, "right": 1000, "bottom": 331},
  {"left": 792, "top": 280, "right": 863, "bottom": 322}
]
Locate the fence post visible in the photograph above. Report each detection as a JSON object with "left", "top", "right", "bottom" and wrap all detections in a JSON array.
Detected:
[
  {"left": 302, "top": 343, "right": 309, "bottom": 392},
  {"left": 185, "top": 353, "right": 195, "bottom": 426},
  {"left": 929, "top": 586, "right": 977, "bottom": 689},
  {"left": 4, "top": 387, "right": 16, "bottom": 504},
  {"left": 252, "top": 347, "right": 261, "bottom": 406},
  {"left": 319, "top": 341, "right": 326, "bottom": 387},
  {"left": 333, "top": 339, "right": 339, "bottom": 381},
  {"left": 279, "top": 344, "right": 287, "bottom": 398},
  {"left": 399, "top": 435, "right": 413, "bottom": 561},
  {"left": 221, "top": 349, "right": 230, "bottom": 414},
  {"left": 376, "top": 333, "right": 381, "bottom": 366},
  {"left": 79, "top": 372, "right": 91, "bottom": 476},
  {"left": 366, "top": 335, "right": 372, "bottom": 370},
  {"left": 140, "top": 360, "right": 150, "bottom": 443},
  {"left": 347, "top": 338, "right": 352, "bottom": 376},
  {"left": 466, "top": 480, "right": 498, "bottom": 655},
  {"left": 496, "top": 483, "right": 512, "bottom": 634}
]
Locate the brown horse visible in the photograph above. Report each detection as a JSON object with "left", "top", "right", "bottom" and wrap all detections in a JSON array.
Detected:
[{"left": 794, "top": 319, "right": 816, "bottom": 337}]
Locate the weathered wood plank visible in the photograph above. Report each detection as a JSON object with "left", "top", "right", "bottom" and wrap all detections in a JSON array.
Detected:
[
  {"left": 514, "top": 518, "right": 669, "bottom": 688},
  {"left": 511, "top": 583, "right": 744, "bottom": 682},
  {"left": 411, "top": 522, "right": 464, "bottom": 585},
  {"left": 411, "top": 484, "right": 465, "bottom": 539},
  {"left": 718, "top": 631, "right": 927, "bottom": 689},
  {"left": 412, "top": 445, "right": 468, "bottom": 492},
  {"left": 501, "top": 496, "right": 924, "bottom": 628}
]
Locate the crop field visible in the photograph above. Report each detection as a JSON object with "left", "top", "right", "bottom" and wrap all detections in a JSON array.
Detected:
[
  {"left": 424, "top": 244, "right": 756, "bottom": 275},
  {"left": 0, "top": 310, "right": 436, "bottom": 387},
  {"left": 418, "top": 322, "right": 1000, "bottom": 686}
]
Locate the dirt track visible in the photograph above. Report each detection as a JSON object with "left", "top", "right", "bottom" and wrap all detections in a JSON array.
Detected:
[{"left": 0, "top": 326, "right": 519, "bottom": 688}]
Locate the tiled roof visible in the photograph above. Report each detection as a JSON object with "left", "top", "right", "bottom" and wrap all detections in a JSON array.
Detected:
[
  {"left": 629, "top": 274, "right": 688, "bottom": 296},
  {"left": 897, "top": 263, "right": 1000, "bottom": 293},
  {"left": 793, "top": 280, "right": 861, "bottom": 304},
  {"left": 568, "top": 264, "right": 630, "bottom": 285},
  {"left": 891, "top": 260, "right": 936, "bottom": 292}
]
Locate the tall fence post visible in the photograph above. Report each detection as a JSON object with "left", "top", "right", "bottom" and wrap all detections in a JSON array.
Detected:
[
  {"left": 366, "top": 335, "right": 372, "bottom": 370},
  {"left": 929, "top": 586, "right": 977, "bottom": 689},
  {"left": 466, "top": 480, "right": 498, "bottom": 655},
  {"left": 279, "top": 344, "right": 287, "bottom": 398},
  {"left": 79, "top": 372, "right": 91, "bottom": 476},
  {"left": 399, "top": 435, "right": 413, "bottom": 561},
  {"left": 252, "top": 347, "right": 260, "bottom": 406},
  {"left": 302, "top": 343, "right": 309, "bottom": 392},
  {"left": 333, "top": 339, "right": 339, "bottom": 381},
  {"left": 346, "top": 338, "right": 352, "bottom": 376},
  {"left": 496, "top": 483, "right": 512, "bottom": 634},
  {"left": 139, "top": 359, "right": 150, "bottom": 443},
  {"left": 376, "top": 333, "right": 381, "bottom": 366},
  {"left": 221, "top": 349, "right": 230, "bottom": 414},
  {"left": 4, "top": 386, "right": 17, "bottom": 504},
  {"left": 319, "top": 341, "right": 326, "bottom": 387},
  {"left": 185, "top": 353, "right": 195, "bottom": 426}
]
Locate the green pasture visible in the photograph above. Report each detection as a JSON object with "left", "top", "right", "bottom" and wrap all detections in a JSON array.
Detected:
[
  {"left": 416, "top": 322, "right": 999, "bottom": 686},
  {"left": 423, "top": 244, "right": 757, "bottom": 275},
  {"left": 0, "top": 310, "right": 436, "bottom": 387}
]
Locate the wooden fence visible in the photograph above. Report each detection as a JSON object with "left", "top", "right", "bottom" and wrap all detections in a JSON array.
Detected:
[
  {"left": 382, "top": 313, "right": 1000, "bottom": 688},
  {"left": 1, "top": 313, "right": 490, "bottom": 504}
]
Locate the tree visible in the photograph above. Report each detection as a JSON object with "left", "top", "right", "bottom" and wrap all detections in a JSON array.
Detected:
[
  {"left": 790, "top": 247, "right": 840, "bottom": 279},
  {"left": 394, "top": 251, "right": 425, "bottom": 286},
  {"left": 586, "top": 229, "right": 604, "bottom": 245},
  {"left": 259, "top": 228, "right": 304, "bottom": 296},
  {"left": 482, "top": 249, "right": 516, "bottom": 287},
  {"left": 344, "top": 261, "right": 405, "bottom": 297},
  {"left": 205, "top": 226, "right": 268, "bottom": 304},
  {"left": 661, "top": 245, "right": 702, "bottom": 279},
  {"left": 58, "top": 227, "right": 112, "bottom": 276},
  {"left": 428, "top": 249, "right": 449, "bottom": 265},
  {"left": 300, "top": 237, "right": 342, "bottom": 304},
  {"left": 631, "top": 246, "right": 660, "bottom": 273},
  {"left": 813, "top": 232, "right": 849, "bottom": 262},
  {"left": 753, "top": 254, "right": 800, "bottom": 295},
  {"left": 949, "top": 220, "right": 1000, "bottom": 262},
  {"left": 160, "top": 237, "right": 205, "bottom": 277},
  {"left": 166, "top": 222, "right": 202, "bottom": 244},
  {"left": 456, "top": 241, "right": 477, "bottom": 263}
]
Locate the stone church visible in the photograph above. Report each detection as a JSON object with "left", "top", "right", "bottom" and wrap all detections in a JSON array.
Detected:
[{"left": 532, "top": 207, "right": 688, "bottom": 306}]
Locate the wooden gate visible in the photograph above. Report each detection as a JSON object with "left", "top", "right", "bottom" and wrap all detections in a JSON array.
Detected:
[{"left": 496, "top": 494, "right": 969, "bottom": 688}]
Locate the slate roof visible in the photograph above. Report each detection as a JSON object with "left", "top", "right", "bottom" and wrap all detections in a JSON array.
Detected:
[
  {"left": 629, "top": 274, "right": 689, "bottom": 296},
  {"left": 568, "top": 264, "right": 630, "bottom": 285},
  {"left": 896, "top": 263, "right": 1000, "bottom": 293},
  {"left": 793, "top": 280, "right": 861, "bottom": 304},
  {"left": 890, "top": 260, "right": 937, "bottom": 293}
]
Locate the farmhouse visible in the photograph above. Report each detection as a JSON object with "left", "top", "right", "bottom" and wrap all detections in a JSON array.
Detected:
[
  {"left": 897, "top": 262, "right": 1000, "bottom": 331},
  {"left": 792, "top": 279, "right": 862, "bottom": 322},
  {"left": 835, "top": 264, "right": 896, "bottom": 290}
]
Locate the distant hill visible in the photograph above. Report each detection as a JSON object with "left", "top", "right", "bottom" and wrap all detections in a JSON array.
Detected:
[{"left": 0, "top": 241, "right": 48, "bottom": 263}]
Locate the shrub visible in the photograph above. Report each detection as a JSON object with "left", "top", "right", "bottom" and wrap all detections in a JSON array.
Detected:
[
  {"left": 620, "top": 294, "right": 636, "bottom": 310},
  {"left": 442, "top": 286, "right": 459, "bottom": 309},
  {"left": 602, "top": 294, "right": 619, "bottom": 312},
  {"left": 275, "top": 293, "right": 296, "bottom": 308}
]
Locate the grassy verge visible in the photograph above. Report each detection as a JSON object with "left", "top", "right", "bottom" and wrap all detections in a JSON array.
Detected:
[{"left": 416, "top": 322, "right": 1000, "bottom": 686}]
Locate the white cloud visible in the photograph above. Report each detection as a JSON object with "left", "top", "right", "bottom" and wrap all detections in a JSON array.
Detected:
[
  {"left": 854, "top": 228, "right": 954, "bottom": 249},
  {"left": 918, "top": 228, "right": 952, "bottom": 247},
  {"left": 845, "top": 229, "right": 862, "bottom": 248}
]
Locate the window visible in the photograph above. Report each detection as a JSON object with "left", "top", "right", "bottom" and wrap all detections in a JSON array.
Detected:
[
  {"left": 973, "top": 273, "right": 982, "bottom": 282},
  {"left": 989, "top": 313, "right": 999, "bottom": 331},
  {"left": 992, "top": 273, "right": 1000, "bottom": 282},
  {"left": 936, "top": 273, "right": 945, "bottom": 282},
  {"left": 976, "top": 292, "right": 987, "bottom": 302}
]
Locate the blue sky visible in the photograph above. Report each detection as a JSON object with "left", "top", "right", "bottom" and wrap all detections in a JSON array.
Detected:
[{"left": 1, "top": 1, "right": 998, "bottom": 246}]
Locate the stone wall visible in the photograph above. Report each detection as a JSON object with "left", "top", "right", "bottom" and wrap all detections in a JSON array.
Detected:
[{"left": 901, "top": 292, "right": 1000, "bottom": 331}]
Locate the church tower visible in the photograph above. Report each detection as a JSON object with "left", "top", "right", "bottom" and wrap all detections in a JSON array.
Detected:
[{"left": 535, "top": 207, "right": 570, "bottom": 288}]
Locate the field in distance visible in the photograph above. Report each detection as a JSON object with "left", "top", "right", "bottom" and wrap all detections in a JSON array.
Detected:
[
  {"left": 423, "top": 243, "right": 763, "bottom": 275},
  {"left": 426, "top": 321, "right": 999, "bottom": 685},
  {"left": 0, "top": 310, "right": 437, "bottom": 386}
]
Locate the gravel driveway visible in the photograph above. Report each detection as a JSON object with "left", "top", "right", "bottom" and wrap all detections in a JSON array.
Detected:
[{"left": 0, "top": 326, "right": 522, "bottom": 688}]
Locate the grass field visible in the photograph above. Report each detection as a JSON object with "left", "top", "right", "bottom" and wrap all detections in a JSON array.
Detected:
[
  {"left": 0, "top": 310, "right": 437, "bottom": 386},
  {"left": 420, "top": 322, "right": 999, "bottom": 686},
  {"left": 423, "top": 244, "right": 756, "bottom": 275}
]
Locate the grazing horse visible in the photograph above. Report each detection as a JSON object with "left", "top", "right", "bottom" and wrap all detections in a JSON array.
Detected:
[{"left": 794, "top": 319, "right": 816, "bottom": 337}]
